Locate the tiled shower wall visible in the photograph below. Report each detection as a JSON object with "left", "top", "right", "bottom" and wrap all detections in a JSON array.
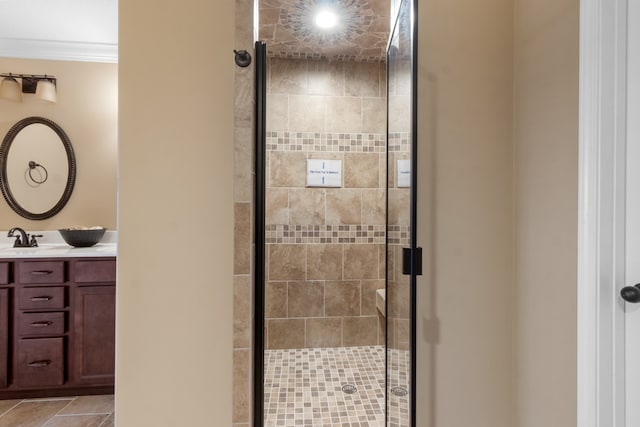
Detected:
[
  {"left": 232, "top": 0, "right": 254, "bottom": 425},
  {"left": 264, "top": 58, "right": 388, "bottom": 349}
]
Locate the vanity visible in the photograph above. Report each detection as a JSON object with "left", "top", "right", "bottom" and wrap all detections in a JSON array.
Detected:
[
  {"left": 0, "top": 241, "right": 116, "bottom": 398},
  {"left": 0, "top": 117, "right": 117, "bottom": 397}
]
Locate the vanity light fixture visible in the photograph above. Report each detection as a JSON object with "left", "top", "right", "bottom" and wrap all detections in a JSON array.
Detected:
[
  {"left": 0, "top": 73, "right": 57, "bottom": 103},
  {"left": 0, "top": 75, "right": 22, "bottom": 102}
]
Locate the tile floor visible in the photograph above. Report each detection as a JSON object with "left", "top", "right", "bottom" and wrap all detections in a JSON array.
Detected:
[
  {"left": 0, "top": 347, "right": 408, "bottom": 427},
  {"left": 264, "top": 345, "right": 409, "bottom": 427},
  {"left": 0, "top": 394, "right": 113, "bottom": 427}
]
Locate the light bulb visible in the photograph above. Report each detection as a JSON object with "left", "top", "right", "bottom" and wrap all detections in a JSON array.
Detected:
[{"left": 315, "top": 10, "right": 338, "bottom": 29}]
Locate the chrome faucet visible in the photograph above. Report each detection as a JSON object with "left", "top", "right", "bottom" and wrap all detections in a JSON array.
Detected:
[{"left": 7, "top": 227, "right": 41, "bottom": 247}]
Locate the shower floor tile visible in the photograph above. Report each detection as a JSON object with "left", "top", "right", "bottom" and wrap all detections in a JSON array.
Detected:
[{"left": 264, "top": 346, "right": 409, "bottom": 427}]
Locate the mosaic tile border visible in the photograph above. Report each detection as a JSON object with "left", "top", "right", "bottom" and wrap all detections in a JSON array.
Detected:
[
  {"left": 265, "top": 131, "right": 409, "bottom": 154},
  {"left": 267, "top": 131, "right": 386, "bottom": 153},
  {"left": 387, "top": 225, "right": 410, "bottom": 246},
  {"left": 388, "top": 132, "right": 410, "bottom": 153},
  {"left": 269, "top": 51, "right": 385, "bottom": 63},
  {"left": 265, "top": 224, "right": 387, "bottom": 244}
]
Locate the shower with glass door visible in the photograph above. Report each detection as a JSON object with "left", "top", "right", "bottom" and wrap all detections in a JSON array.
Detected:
[{"left": 254, "top": 0, "right": 417, "bottom": 425}]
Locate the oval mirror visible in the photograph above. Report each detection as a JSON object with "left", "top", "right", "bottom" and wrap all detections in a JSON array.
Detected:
[{"left": 0, "top": 117, "right": 76, "bottom": 220}]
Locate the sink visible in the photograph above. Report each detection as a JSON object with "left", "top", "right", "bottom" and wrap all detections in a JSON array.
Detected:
[{"left": 0, "top": 245, "right": 70, "bottom": 253}]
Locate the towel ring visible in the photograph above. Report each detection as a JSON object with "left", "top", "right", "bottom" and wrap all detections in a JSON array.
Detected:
[{"left": 27, "top": 161, "right": 48, "bottom": 185}]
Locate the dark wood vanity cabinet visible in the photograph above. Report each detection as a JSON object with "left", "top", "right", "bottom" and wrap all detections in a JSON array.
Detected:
[
  {"left": 71, "top": 259, "right": 117, "bottom": 388},
  {"left": 0, "top": 262, "right": 11, "bottom": 389},
  {"left": 0, "top": 257, "right": 116, "bottom": 398}
]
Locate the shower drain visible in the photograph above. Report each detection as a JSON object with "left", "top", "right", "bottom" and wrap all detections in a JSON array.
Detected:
[
  {"left": 341, "top": 383, "right": 358, "bottom": 394},
  {"left": 390, "top": 386, "right": 408, "bottom": 397}
]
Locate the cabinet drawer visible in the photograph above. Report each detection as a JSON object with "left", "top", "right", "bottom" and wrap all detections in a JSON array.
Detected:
[
  {"left": 17, "top": 261, "right": 65, "bottom": 284},
  {"left": 0, "top": 263, "right": 8, "bottom": 285},
  {"left": 16, "top": 337, "right": 64, "bottom": 387},
  {"left": 74, "top": 260, "right": 116, "bottom": 283},
  {"left": 18, "top": 312, "right": 65, "bottom": 337},
  {"left": 18, "top": 287, "right": 65, "bottom": 310}
]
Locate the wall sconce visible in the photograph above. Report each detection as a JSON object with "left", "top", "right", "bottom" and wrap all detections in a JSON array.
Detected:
[{"left": 0, "top": 74, "right": 57, "bottom": 103}]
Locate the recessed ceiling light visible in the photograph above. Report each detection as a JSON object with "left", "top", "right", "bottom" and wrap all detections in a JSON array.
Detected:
[{"left": 315, "top": 10, "right": 338, "bottom": 29}]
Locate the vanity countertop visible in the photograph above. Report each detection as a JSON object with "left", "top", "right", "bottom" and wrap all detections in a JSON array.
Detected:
[{"left": 0, "top": 230, "right": 117, "bottom": 259}]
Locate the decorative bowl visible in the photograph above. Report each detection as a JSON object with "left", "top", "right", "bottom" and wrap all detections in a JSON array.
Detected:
[{"left": 58, "top": 227, "right": 107, "bottom": 247}]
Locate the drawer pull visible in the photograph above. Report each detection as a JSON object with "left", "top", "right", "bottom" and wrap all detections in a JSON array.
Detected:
[
  {"left": 30, "top": 270, "right": 53, "bottom": 276},
  {"left": 30, "top": 296, "right": 52, "bottom": 302},
  {"left": 30, "top": 321, "right": 53, "bottom": 328},
  {"left": 27, "top": 360, "right": 51, "bottom": 368}
]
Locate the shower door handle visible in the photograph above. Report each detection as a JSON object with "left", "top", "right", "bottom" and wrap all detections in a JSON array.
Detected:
[{"left": 402, "top": 247, "right": 423, "bottom": 276}]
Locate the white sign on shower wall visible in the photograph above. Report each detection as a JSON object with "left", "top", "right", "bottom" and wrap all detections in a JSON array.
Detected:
[
  {"left": 307, "top": 159, "right": 342, "bottom": 187},
  {"left": 397, "top": 159, "right": 411, "bottom": 188}
]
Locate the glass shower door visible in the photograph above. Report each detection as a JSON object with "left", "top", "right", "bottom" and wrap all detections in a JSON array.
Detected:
[{"left": 386, "top": 0, "right": 417, "bottom": 426}]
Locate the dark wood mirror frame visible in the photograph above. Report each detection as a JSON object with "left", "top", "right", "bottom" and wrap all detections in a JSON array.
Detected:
[{"left": 0, "top": 116, "right": 76, "bottom": 220}]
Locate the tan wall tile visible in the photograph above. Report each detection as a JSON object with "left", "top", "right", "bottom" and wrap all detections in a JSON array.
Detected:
[
  {"left": 269, "top": 58, "right": 307, "bottom": 94},
  {"left": 234, "top": 127, "right": 254, "bottom": 203},
  {"left": 266, "top": 188, "right": 289, "bottom": 225},
  {"left": 233, "top": 349, "right": 250, "bottom": 423},
  {"left": 288, "top": 281, "right": 324, "bottom": 317},
  {"left": 344, "top": 244, "right": 379, "bottom": 279},
  {"left": 308, "top": 61, "right": 345, "bottom": 96},
  {"left": 388, "top": 188, "right": 410, "bottom": 225},
  {"left": 325, "top": 281, "right": 361, "bottom": 317},
  {"left": 388, "top": 93, "right": 411, "bottom": 133},
  {"left": 325, "top": 97, "right": 362, "bottom": 133},
  {"left": 326, "top": 189, "right": 362, "bottom": 224},
  {"left": 289, "top": 95, "right": 326, "bottom": 132},
  {"left": 343, "top": 316, "right": 378, "bottom": 346},
  {"left": 377, "top": 313, "right": 385, "bottom": 345},
  {"left": 267, "top": 319, "right": 305, "bottom": 349},
  {"left": 388, "top": 279, "right": 410, "bottom": 319},
  {"left": 345, "top": 153, "right": 380, "bottom": 188},
  {"left": 265, "top": 281, "right": 287, "bottom": 318},
  {"left": 388, "top": 152, "right": 396, "bottom": 188},
  {"left": 235, "top": 64, "right": 254, "bottom": 128},
  {"left": 234, "top": 276, "right": 251, "bottom": 348},
  {"left": 268, "top": 244, "right": 306, "bottom": 280},
  {"left": 266, "top": 94, "right": 289, "bottom": 131},
  {"left": 361, "top": 279, "right": 385, "bottom": 315},
  {"left": 378, "top": 244, "right": 386, "bottom": 279},
  {"left": 269, "top": 151, "right": 307, "bottom": 187},
  {"left": 362, "top": 189, "right": 386, "bottom": 226},
  {"left": 289, "top": 188, "right": 325, "bottom": 224},
  {"left": 306, "top": 318, "right": 343, "bottom": 347},
  {"left": 379, "top": 62, "right": 387, "bottom": 97},
  {"left": 308, "top": 152, "right": 344, "bottom": 161},
  {"left": 362, "top": 97, "right": 387, "bottom": 134},
  {"left": 234, "top": 203, "right": 251, "bottom": 275},
  {"left": 306, "top": 244, "right": 343, "bottom": 280},
  {"left": 345, "top": 61, "right": 381, "bottom": 97},
  {"left": 394, "top": 318, "right": 410, "bottom": 351}
]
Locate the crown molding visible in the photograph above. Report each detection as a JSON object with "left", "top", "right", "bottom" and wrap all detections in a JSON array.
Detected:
[{"left": 0, "top": 38, "right": 117, "bottom": 63}]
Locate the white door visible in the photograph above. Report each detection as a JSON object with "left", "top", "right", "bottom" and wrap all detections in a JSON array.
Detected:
[{"left": 626, "top": 0, "right": 640, "bottom": 424}]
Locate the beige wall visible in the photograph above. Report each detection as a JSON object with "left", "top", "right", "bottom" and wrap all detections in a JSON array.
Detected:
[
  {"left": 117, "top": 0, "right": 235, "bottom": 426},
  {"left": 0, "top": 58, "right": 117, "bottom": 230},
  {"left": 513, "top": 0, "right": 579, "bottom": 426},
  {"left": 416, "top": 0, "right": 514, "bottom": 426}
]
